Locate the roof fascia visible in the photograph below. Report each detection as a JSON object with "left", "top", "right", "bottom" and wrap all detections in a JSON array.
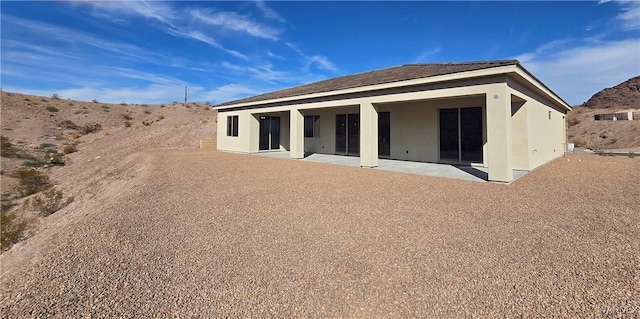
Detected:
[
  {"left": 511, "top": 66, "right": 571, "bottom": 111},
  {"left": 213, "top": 65, "right": 518, "bottom": 110}
]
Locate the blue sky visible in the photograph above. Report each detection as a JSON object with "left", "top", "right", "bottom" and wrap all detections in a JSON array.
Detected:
[{"left": 1, "top": 1, "right": 639, "bottom": 106}]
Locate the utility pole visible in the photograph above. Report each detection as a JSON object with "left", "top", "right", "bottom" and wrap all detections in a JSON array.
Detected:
[{"left": 184, "top": 86, "right": 188, "bottom": 103}]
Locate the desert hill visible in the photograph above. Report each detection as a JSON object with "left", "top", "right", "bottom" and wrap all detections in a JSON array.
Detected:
[
  {"left": 583, "top": 76, "right": 640, "bottom": 109},
  {"left": 567, "top": 77, "right": 640, "bottom": 151},
  {"left": 1, "top": 91, "right": 217, "bottom": 251}
]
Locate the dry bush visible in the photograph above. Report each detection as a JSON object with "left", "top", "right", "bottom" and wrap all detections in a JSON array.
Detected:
[
  {"left": 60, "top": 120, "right": 79, "bottom": 130},
  {"left": 124, "top": 121, "right": 132, "bottom": 128},
  {"left": 1, "top": 135, "right": 17, "bottom": 157},
  {"left": 122, "top": 113, "right": 133, "bottom": 120},
  {"left": 79, "top": 122, "right": 102, "bottom": 135},
  {"left": 61, "top": 144, "right": 77, "bottom": 154},
  {"left": 1, "top": 211, "right": 32, "bottom": 251},
  {"left": 13, "top": 167, "right": 52, "bottom": 197},
  {"left": 46, "top": 106, "right": 59, "bottom": 112},
  {"left": 567, "top": 118, "right": 580, "bottom": 127},
  {"left": 30, "top": 188, "right": 64, "bottom": 216}
]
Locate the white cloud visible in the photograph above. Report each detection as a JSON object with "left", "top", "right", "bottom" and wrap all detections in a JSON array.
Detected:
[
  {"left": 198, "top": 83, "right": 264, "bottom": 104},
  {"left": 75, "top": 0, "right": 177, "bottom": 26},
  {"left": 190, "top": 8, "right": 280, "bottom": 40},
  {"left": 221, "top": 62, "right": 288, "bottom": 82},
  {"left": 613, "top": 0, "right": 640, "bottom": 30},
  {"left": 165, "top": 28, "right": 249, "bottom": 60},
  {"left": 286, "top": 42, "right": 339, "bottom": 73},
  {"left": 255, "top": 0, "right": 285, "bottom": 23},
  {"left": 3, "top": 84, "right": 187, "bottom": 104},
  {"left": 412, "top": 47, "right": 442, "bottom": 63},
  {"left": 75, "top": 1, "right": 252, "bottom": 60},
  {"left": 515, "top": 39, "right": 640, "bottom": 105}
]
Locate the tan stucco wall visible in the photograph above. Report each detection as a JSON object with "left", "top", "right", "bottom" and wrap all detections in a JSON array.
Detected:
[
  {"left": 217, "top": 110, "right": 291, "bottom": 153},
  {"left": 511, "top": 99, "right": 530, "bottom": 170},
  {"left": 302, "top": 106, "right": 358, "bottom": 154},
  {"left": 508, "top": 78, "right": 568, "bottom": 170}
]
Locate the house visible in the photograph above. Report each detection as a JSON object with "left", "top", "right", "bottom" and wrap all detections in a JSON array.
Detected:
[{"left": 212, "top": 60, "right": 570, "bottom": 182}]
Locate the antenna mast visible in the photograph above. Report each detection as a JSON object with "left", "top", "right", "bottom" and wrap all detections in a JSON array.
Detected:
[{"left": 184, "top": 86, "right": 188, "bottom": 103}]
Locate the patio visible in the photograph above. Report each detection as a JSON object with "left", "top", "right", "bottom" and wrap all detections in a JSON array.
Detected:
[{"left": 253, "top": 151, "right": 528, "bottom": 182}]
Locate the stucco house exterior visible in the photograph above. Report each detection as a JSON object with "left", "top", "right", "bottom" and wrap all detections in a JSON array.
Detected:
[{"left": 213, "top": 60, "right": 570, "bottom": 182}]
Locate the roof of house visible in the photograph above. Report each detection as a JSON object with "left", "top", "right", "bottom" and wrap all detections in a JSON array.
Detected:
[{"left": 215, "top": 60, "right": 520, "bottom": 107}]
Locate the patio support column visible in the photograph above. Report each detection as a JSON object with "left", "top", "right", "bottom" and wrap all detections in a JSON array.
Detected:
[
  {"left": 360, "top": 101, "right": 378, "bottom": 167},
  {"left": 486, "top": 83, "right": 513, "bottom": 182},
  {"left": 290, "top": 108, "right": 304, "bottom": 159}
]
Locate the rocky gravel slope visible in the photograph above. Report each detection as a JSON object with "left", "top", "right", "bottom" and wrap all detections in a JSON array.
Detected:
[{"left": 1, "top": 150, "right": 638, "bottom": 317}]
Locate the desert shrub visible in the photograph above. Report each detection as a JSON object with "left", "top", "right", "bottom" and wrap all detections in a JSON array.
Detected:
[
  {"left": 205, "top": 101, "right": 212, "bottom": 106},
  {"left": 142, "top": 119, "right": 153, "bottom": 126},
  {"left": 60, "top": 120, "right": 79, "bottom": 130},
  {"left": 567, "top": 118, "right": 580, "bottom": 127},
  {"left": 92, "top": 99, "right": 99, "bottom": 103},
  {"left": 160, "top": 104, "right": 166, "bottom": 108},
  {"left": 144, "top": 110, "right": 151, "bottom": 114},
  {"left": 124, "top": 121, "right": 132, "bottom": 128},
  {"left": 1, "top": 211, "right": 31, "bottom": 251},
  {"left": 79, "top": 122, "right": 102, "bottom": 135},
  {"left": 122, "top": 113, "right": 133, "bottom": 120},
  {"left": 13, "top": 167, "right": 52, "bottom": 197},
  {"left": 74, "top": 109, "right": 90, "bottom": 115},
  {"left": 1, "top": 135, "right": 17, "bottom": 157},
  {"left": 61, "top": 144, "right": 77, "bottom": 154},
  {"left": 68, "top": 102, "right": 74, "bottom": 106},
  {"left": 629, "top": 152, "right": 636, "bottom": 159},
  {"left": 30, "top": 188, "right": 64, "bottom": 216},
  {"left": 141, "top": 104, "right": 149, "bottom": 107},
  {"left": 157, "top": 115, "right": 165, "bottom": 121},
  {"left": 120, "top": 101, "right": 127, "bottom": 106},
  {"left": 51, "top": 93, "right": 61, "bottom": 99},
  {"left": 46, "top": 106, "right": 59, "bottom": 112}
]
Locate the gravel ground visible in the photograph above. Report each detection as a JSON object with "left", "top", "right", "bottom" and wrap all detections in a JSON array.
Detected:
[{"left": 1, "top": 150, "right": 639, "bottom": 318}]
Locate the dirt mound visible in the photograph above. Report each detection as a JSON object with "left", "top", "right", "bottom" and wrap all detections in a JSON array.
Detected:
[
  {"left": 583, "top": 76, "right": 640, "bottom": 109},
  {"left": 1, "top": 90, "right": 217, "bottom": 254}
]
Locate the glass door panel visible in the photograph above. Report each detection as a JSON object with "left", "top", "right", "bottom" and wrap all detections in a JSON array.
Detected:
[
  {"left": 460, "top": 107, "right": 483, "bottom": 162},
  {"left": 270, "top": 117, "right": 280, "bottom": 150},
  {"left": 439, "top": 108, "right": 459, "bottom": 161},
  {"left": 347, "top": 113, "right": 360, "bottom": 155},
  {"left": 259, "top": 116, "right": 270, "bottom": 150},
  {"left": 335, "top": 114, "right": 347, "bottom": 154},
  {"left": 378, "top": 112, "right": 390, "bottom": 157}
]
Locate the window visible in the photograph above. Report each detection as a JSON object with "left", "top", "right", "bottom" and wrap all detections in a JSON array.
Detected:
[
  {"left": 304, "top": 115, "right": 320, "bottom": 138},
  {"left": 227, "top": 115, "right": 239, "bottom": 137}
]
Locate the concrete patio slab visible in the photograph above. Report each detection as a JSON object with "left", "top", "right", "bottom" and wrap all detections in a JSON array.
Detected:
[{"left": 253, "top": 151, "right": 528, "bottom": 182}]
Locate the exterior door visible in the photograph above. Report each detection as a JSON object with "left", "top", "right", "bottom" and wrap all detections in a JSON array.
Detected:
[
  {"left": 259, "top": 116, "right": 280, "bottom": 150},
  {"left": 439, "top": 107, "right": 483, "bottom": 163},
  {"left": 335, "top": 114, "right": 359, "bottom": 155},
  {"left": 378, "top": 112, "right": 390, "bottom": 158}
]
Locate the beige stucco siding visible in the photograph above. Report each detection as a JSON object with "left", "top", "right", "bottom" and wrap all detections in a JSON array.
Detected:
[
  {"left": 508, "top": 78, "right": 568, "bottom": 170},
  {"left": 216, "top": 111, "right": 252, "bottom": 153}
]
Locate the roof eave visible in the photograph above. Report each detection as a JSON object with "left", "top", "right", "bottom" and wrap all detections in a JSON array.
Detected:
[{"left": 213, "top": 64, "right": 569, "bottom": 111}]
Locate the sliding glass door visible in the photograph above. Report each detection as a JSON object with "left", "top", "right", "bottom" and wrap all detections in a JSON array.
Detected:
[{"left": 439, "top": 107, "right": 483, "bottom": 163}]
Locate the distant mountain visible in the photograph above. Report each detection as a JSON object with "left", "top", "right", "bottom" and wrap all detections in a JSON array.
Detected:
[{"left": 583, "top": 76, "right": 640, "bottom": 109}]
